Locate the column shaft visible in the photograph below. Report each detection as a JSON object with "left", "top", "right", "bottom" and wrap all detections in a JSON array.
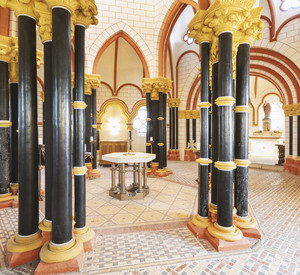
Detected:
[
  {"left": 18, "top": 15, "right": 39, "bottom": 235},
  {"left": 298, "top": 116, "right": 300, "bottom": 156},
  {"left": 0, "top": 61, "right": 10, "bottom": 194},
  {"left": 289, "top": 116, "right": 293, "bottom": 156},
  {"left": 199, "top": 42, "right": 210, "bottom": 217},
  {"left": 211, "top": 62, "right": 218, "bottom": 206},
  {"left": 186, "top": 119, "right": 190, "bottom": 147},
  {"left": 146, "top": 92, "right": 151, "bottom": 155},
  {"left": 85, "top": 94, "right": 91, "bottom": 154},
  {"left": 163, "top": 93, "right": 167, "bottom": 168},
  {"left": 175, "top": 107, "right": 179, "bottom": 149},
  {"left": 10, "top": 82, "right": 18, "bottom": 184},
  {"left": 234, "top": 43, "right": 250, "bottom": 218},
  {"left": 74, "top": 25, "right": 86, "bottom": 229},
  {"left": 192, "top": 118, "right": 196, "bottom": 142},
  {"left": 44, "top": 41, "right": 53, "bottom": 221},
  {"left": 158, "top": 92, "right": 164, "bottom": 170},
  {"left": 169, "top": 107, "right": 173, "bottom": 149},
  {"left": 150, "top": 100, "right": 159, "bottom": 162},
  {"left": 217, "top": 32, "right": 233, "bottom": 228},
  {"left": 52, "top": 7, "right": 72, "bottom": 244},
  {"left": 91, "top": 88, "right": 97, "bottom": 169}
]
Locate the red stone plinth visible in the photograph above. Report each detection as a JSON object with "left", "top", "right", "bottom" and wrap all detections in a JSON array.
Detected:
[
  {"left": 5, "top": 246, "right": 41, "bottom": 268},
  {"left": 187, "top": 221, "right": 206, "bottom": 239},
  {"left": 204, "top": 230, "right": 250, "bottom": 252},
  {"left": 83, "top": 236, "right": 96, "bottom": 252},
  {"left": 184, "top": 149, "right": 197, "bottom": 161},
  {"left": 41, "top": 231, "right": 52, "bottom": 245},
  {"left": 89, "top": 169, "right": 101, "bottom": 179},
  {"left": 240, "top": 227, "right": 261, "bottom": 239},
  {"left": 284, "top": 157, "right": 294, "bottom": 172},
  {"left": 34, "top": 252, "right": 83, "bottom": 275}
]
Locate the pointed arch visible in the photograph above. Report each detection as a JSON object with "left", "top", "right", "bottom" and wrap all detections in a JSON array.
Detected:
[
  {"left": 157, "top": 0, "right": 209, "bottom": 77},
  {"left": 92, "top": 31, "right": 149, "bottom": 77}
]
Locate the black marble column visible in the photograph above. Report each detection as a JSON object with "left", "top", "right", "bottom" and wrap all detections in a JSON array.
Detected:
[
  {"left": 198, "top": 42, "right": 210, "bottom": 218},
  {"left": 192, "top": 118, "right": 196, "bottom": 143},
  {"left": 10, "top": 82, "right": 18, "bottom": 185},
  {"left": 0, "top": 61, "right": 10, "bottom": 194},
  {"left": 234, "top": 43, "right": 250, "bottom": 218},
  {"left": 18, "top": 15, "right": 39, "bottom": 236},
  {"left": 43, "top": 41, "right": 53, "bottom": 222},
  {"left": 150, "top": 99, "right": 159, "bottom": 163},
  {"left": 186, "top": 119, "right": 190, "bottom": 148},
  {"left": 91, "top": 88, "right": 97, "bottom": 169},
  {"left": 158, "top": 92, "right": 164, "bottom": 170},
  {"left": 163, "top": 93, "right": 167, "bottom": 168},
  {"left": 51, "top": 7, "right": 72, "bottom": 244},
  {"left": 297, "top": 116, "right": 300, "bottom": 157},
  {"left": 211, "top": 62, "right": 219, "bottom": 207},
  {"left": 217, "top": 32, "right": 234, "bottom": 228},
  {"left": 289, "top": 116, "right": 293, "bottom": 156},
  {"left": 74, "top": 25, "right": 86, "bottom": 230},
  {"left": 85, "top": 93, "right": 92, "bottom": 155},
  {"left": 175, "top": 106, "right": 179, "bottom": 150},
  {"left": 169, "top": 106, "right": 173, "bottom": 149},
  {"left": 146, "top": 92, "right": 151, "bottom": 154}
]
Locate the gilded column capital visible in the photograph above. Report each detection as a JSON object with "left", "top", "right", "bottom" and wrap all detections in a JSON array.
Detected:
[
  {"left": 282, "top": 103, "right": 300, "bottom": 116},
  {"left": 188, "top": 10, "right": 213, "bottom": 44},
  {"left": 0, "top": 0, "right": 37, "bottom": 19},
  {"left": 36, "top": 0, "right": 52, "bottom": 42},
  {"left": 239, "top": 8, "right": 264, "bottom": 44},
  {"left": 142, "top": 77, "right": 172, "bottom": 100},
  {"left": 152, "top": 77, "right": 173, "bottom": 94},
  {"left": 0, "top": 35, "right": 18, "bottom": 63},
  {"left": 89, "top": 74, "right": 101, "bottom": 89},
  {"left": 142, "top": 78, "right": 153, "bottom": 93},
  {"left": 84, "top": 74, "right": 101, "bottom": 95},
  {"left": 167, "top": 98, "right": 181, "bottom": 108},
  {"left": 73, "top": 0, "right": 98, "bottom": 28},
  {"left": 204, "top": 0, "right": 256, "bottom": 36}
]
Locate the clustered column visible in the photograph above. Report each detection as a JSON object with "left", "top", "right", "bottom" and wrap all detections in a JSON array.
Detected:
[
  {"left": 0, "top": 36, "right": 11, "bottom": 200},
  {"left": 167, "top": 98, "right": 180, "bottom": 161},
  {"left": 187, "top": 0, "right": 264, "bottom": 246},
  {"left": 283, "top": 103, "right": 300, "bottom": 175},
  {"left": 192, "top": 38, "right": 212, "bottom": 230},
  {"left": 142, "top": 77, "right": 172, "bottom": 177},
  {"left": 1, "top": 0, "right": 98, "bottom": 271}
]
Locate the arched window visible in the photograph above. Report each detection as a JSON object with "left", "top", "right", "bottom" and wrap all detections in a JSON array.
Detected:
[{"left": 133, "top": 106, "right": 147, "bottom": 136}]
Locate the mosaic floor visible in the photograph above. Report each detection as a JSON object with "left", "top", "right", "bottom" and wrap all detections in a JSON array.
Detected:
[{"left": 0, "top": 161, "right": 299, "bottom": 274}]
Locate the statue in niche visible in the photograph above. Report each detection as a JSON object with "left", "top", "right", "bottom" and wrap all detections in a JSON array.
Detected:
[{"left": 262, "top": 101, "right": 271, "bottom": 131}]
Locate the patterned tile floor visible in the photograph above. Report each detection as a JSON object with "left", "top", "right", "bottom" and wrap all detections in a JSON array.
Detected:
[{"left": 0, "top": 161, "right": 299, "bottom": 274}]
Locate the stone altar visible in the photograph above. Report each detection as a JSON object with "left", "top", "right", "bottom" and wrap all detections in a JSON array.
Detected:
[{"left": 102, "top": 152, "right": 155, "bottom": 200}]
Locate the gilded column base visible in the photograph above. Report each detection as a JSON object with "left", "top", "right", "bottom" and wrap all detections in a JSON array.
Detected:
[
  {"left": 235, "top": 216, "right": 257, "bottom": 229},
  {"left": 208, "top": 203, "right": 217, "bottom": 214},
  {"left": 5, "top": 231, "right": 43, "bottom": 267},
  {"left": 73, "top": 226, "right": 95, "bottom": 252},
  {"left": 39, "top": 219, "right": 52, "bottom": 232},
  {"left": 192, "top": 214, "right": 211, "bottom": 228},
  {"left": 39, "top": 237, "right": 83, "bottom": 263},
  {"left": 39, "top": 219, "right": 52, "bottom": 244},
  {"left": 207, "top": 222, "right": 243, "bottom": 241}
]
